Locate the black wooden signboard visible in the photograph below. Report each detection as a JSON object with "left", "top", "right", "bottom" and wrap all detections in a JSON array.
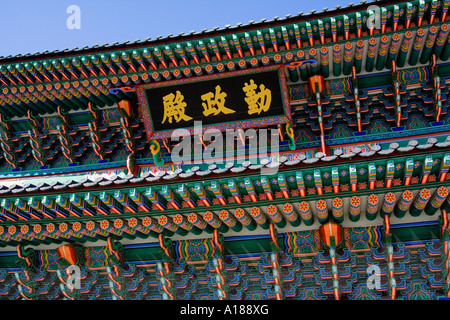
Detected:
[{"left": 137, "top": 65, "right": 291, "bottom": 139}]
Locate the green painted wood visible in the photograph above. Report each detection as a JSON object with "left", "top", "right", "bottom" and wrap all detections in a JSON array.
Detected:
[{"left": 391, "top": 224, "right": 440, "bottom": 243}]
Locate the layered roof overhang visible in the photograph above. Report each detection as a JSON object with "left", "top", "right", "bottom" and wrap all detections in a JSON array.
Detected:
[{"left": 0, "top": 0, "right": 448, "bottom": 117}]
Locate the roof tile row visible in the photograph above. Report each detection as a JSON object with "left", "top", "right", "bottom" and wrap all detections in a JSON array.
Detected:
[{"left": 0, "top": 133, "right": 446, "bottom": 196}]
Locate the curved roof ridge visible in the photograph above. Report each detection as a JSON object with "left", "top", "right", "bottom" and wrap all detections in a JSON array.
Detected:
[{"left": 0, "top": 0, "right": 388, "bottom": 64}]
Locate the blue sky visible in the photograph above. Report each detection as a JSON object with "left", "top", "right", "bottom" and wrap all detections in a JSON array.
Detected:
[{"left": 0, "top": 0, "right": 356, "bottom": 57}]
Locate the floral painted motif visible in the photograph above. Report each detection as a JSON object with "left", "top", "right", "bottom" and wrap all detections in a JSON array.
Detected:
[
  {"left": 368, "top": 194, "right": 379, "bottom": 206},
  {"left": 316, "top": 200, "right": 327, "bottom": 211},
  {"left": 8, "top": 226, "right": 16, "bottom": 235},
  {"left": 34, "top": 224, "right": 42, "bottom": 234},
  {"left": 158, "top": 216, "right": 168, "bottom": 226},
  {"left": 402, "top": 190, "right": 413, "bottom": 201},
  {"left": 267, "top": 205, "right": 277, "bottom": 215},
  {"left": 114, "top": 219, "right": 123, "bottom": 229},
  {"left": 72, "top": 222, "right": 82, "bottom": 232},
  {"left": 375, "top": 181, "right": 384, "bottom": 188},
  {"left": 437, "top": 186, "right": 448, "bottom": 198},
  {"left": 235, "top": 208, "right": 245, "bottom": 219},
  {"left": 351, "top": 196, "right": 360, "bottom": 207},
  {"left": 385, "top": 192, "right": 396, "bottom": 204},
  {"left": 333, "top": 198, "right": 343, "bottom": 208},
  {"left": 20, "top": 225, "right": 29, "bottom": 235},
  {"left": 46, "top": 223, "right": 55, "bottom": 233},
  {"left": 219, "top": 210, "right": 229, "bottom": 220},
  {"left": 143, "top": 217, "right": 153, "bottom": 227},
  {"left": 299, "top": 202, "right": 310, "bottom": 212},
  {"left": 250, "top": 207, "right": 260, "bottom": 217},
  {"left": 420, "top": 189, "right": 431, "bottom": 199},
  {"left": 203, "top": 211, "right": 213, "bottom": 222},
  {"left": 59, "top": 223, "right": 68, "bottom": 233},
  {"left": 128, "top": 218, "right": 138, "bottom": 228},
  {"left": 188, "top": 213, "right": 198, "bottom": 224},
  {"left": 283, "top": 203, "right": 293, "bottom": 213},
  {"left": 86, "top": 221, "right": 95, "bottom": 231},
  {"left": 358, "top": 182, "right": 367, "bottom": 190},
  {"left": 173, "top": 214, "right": 183, "bottom": 225}
]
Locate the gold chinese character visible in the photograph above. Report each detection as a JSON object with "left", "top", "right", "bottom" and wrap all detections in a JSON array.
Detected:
[
  {"left": 201, "top": 85, "right": 235, "bottom": 117},
  {"left": 162, "top": 90, "right": 192, "bottom": 124},
  {"left": 242, "top": 79, "right": 272, "bottom": 115}
]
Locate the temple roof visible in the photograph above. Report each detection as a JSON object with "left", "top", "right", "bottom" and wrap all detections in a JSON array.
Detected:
[
  {"left": 0, "top": 0, "right": 448, "bottom": 302},
  {"left": 0, "top": 134, "right": 446, "bottom": 195},
  {"left": 0, "top": 0, "right": 446, "bottom": 118},
  {"left": 0, "top": 0, "right": 388, "bottom": 63}
]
